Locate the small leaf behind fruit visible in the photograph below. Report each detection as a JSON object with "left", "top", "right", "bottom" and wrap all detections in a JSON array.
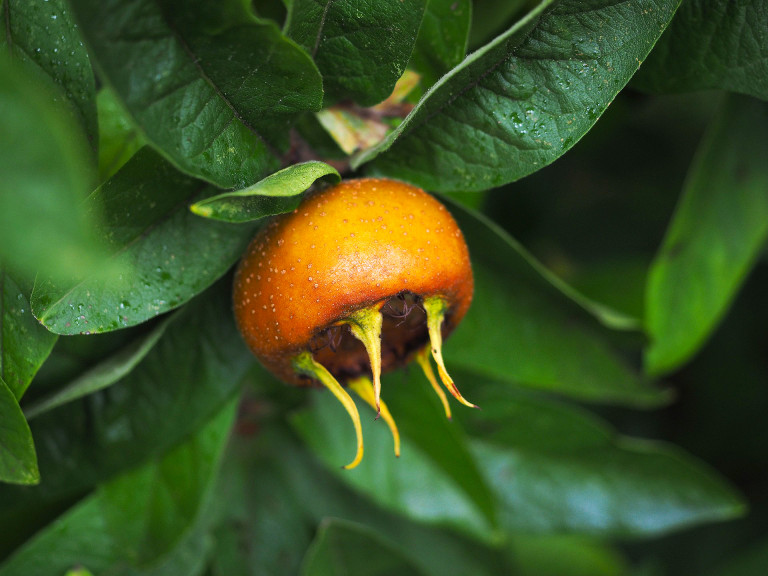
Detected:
[{"left": 191, "top": 161, "right": 341, "bottom": 223}]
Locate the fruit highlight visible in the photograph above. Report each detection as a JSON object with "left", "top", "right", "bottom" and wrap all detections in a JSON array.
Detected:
[{"left": 233, "top": 178, "right": 476, "bottom": 468}]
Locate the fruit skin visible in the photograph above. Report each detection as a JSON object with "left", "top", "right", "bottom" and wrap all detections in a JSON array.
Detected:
[{"left": 233, "top": 177, "right": 473, "bottom": 387}]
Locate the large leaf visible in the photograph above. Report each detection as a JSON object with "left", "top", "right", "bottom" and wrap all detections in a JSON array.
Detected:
[
  {"left": 69, "top": 0, "right": 323, "bottom": 188},
  {"left": 355, "top": 0, "right": 681, "bottom": 192},
  {"left": 0, "top": 399, "right": 235, "bottom": 575},
  {"left": 634, "top": 0, "right": 768, "bottom": 100},
  {"left": 645, "top": 95, "right": 768, "bottom": 375},
  {"left": 31, "top": 148, "right": 257, "bottom": 335},
  {"left": 291, "top": 386, "right": 495, "bottom": 541},
  {"left": 0, "top": 281, "right": 252, "bottom": 530},
  {"left": 97, "top": 87, "right": 145, "bottom": 181},
  {"left": 449, "top": 201, "right": 666, "bottom": 407},
  {"left": 302, "top": 519, "right": 428, "bottom": 576},
  {"left": 458, "top": 383, "right": 746, "bottom": 537},
  {"left": 0, "top": 269, "right": 57, "bottom": 400},
  {"left": 0, "top": 56, "right": 103, "bottom": 283},
  {"left": 0, "top": 0, "right": 98, "bottom": 151},
  {"left": 0, "top": 378, "right": 38, "bottom": 485},
  {"left": 285, "top": 0, "right": 426, "bottom": 106},
  {"left": 408, "top": 0, "right": 471, "bottom": 88}
]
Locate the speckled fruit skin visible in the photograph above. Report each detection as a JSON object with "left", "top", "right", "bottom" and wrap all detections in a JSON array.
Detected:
[{"left": 233, "top": 178, "right": 473, "bottom": 386}]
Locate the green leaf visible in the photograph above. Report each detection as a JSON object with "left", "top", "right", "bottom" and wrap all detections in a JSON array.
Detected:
[
  {"left": 191, "top": 161, "right": 340, "bottom": 222},
  {"left": 634, "top": 0, "right": 768, "bottom": 100},
  {"left": 291, "top": 386, "right": 495, "bottom": 541},
  {"left": 285, "top": 0, "right": 427, "bottom": 106},
  {"left": 24, "top": 314, "right": 173, "bottom": 419},
  {"left": 0, "top": 399, "right": 235, "bottom": 575},
  {"left": 301, "top": 519, "right": 428, "bottom": 576},
  {"left": 0, "top": 56, "right": 104, "bottom": 283},
  {"left": 645, "top": 95, "right": 768, "bottom": 375},
  {"left": 69, "top": 0, "right": 323, "bottom": 189},
  {"left": 408, "top": 0, "right": 471, "bottom": 88},
  {"left": 1, "top": 0, "right": 98, "bottom": 152},
  {"left": 460, "top": 384, "right": 746, "bottom": 537},
  {"left": 0, "top": 269, "right": 57, "bottom": 400},
  {"left": 355, "top": 0, "right": 681, "bottom": 192},
  {"left": 449, "top": 202, "right": 666, "bottom": 407},
  {"left": 0, "top": 281, "right": 252, "bottom": 526},
  {"left": 507, "top": 534, "right": 627, "bottom": 576},
  {"left": 31, "top": 148, "right": 257, "bottom": 335},
  {"left": 0, "top": 377, "right": 38, "bottom": 485},
  {"left": 97, "top": 87, "right": 145, "bottom": 181},
  {"left": 468, "top": 0, "right": 530, "bottom": 48}
]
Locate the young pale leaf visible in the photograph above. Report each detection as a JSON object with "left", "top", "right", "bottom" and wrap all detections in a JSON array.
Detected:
[
  {"left": 0, "top": 269, "right": 57, "bottom": 400},
  {"left": 69, "top": 0, "right": 323, "bottom": 189},
  {"left": 285, "top": 0, "right": 426, "bottom": 106},
  {"left": 191, "top": 161, "right": 340, "bottom": 223},
  {"left": 645, "top": 96, "right": 768, "bottom": 375},
  {"left": 409, "top": 0, "right": 471, "bottom": 88},
  {"left": 0, "top": 281, "right": 251, "bottom": 525},
  {"left": 355, "top": 0, "right": 681, "bottom": 192},
  {"left": 24, "top": 314, "right": 174, "bottom": 419},
  {"left": 0, "top": 57, "right": 103, "bottom": 283},
  {"left": 302, "top": 519, "right": 428, "bottom": 576},
  {"left": 634, "top": 0, "right": 768, "bottom": 100},
  {"left": 0, "top": 378, "right": 38, "bottom": 485},
  {"left": 31, "top": 148, "right": 257, "bottom": 335},
  {"left": 0, "top": 399, "right": 235, "bottom": 575},
  {"left": 448, "top": 202, "right": 666, "bottom": 407},
  {"left": 0, "top": 0, "right": 98, "bottom": 152},
  {"left": 459, "top": 384, "right": 746, "bottom": 537}
]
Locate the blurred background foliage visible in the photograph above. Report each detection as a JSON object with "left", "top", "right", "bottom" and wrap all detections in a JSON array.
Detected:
[{"left": 1, "top": 0, "right": 767, "bottom": 574}]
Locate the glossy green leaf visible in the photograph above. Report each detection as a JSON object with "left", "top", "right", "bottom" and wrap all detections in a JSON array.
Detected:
[
  {"left": 97, "top": 87, "right": 145, "bottom": 181},
  {"left": 228, "top": 426, "right": 513, "bottom": 576},
  {"left": 24, "top": 314, "right": 173, "bottom": 419},
  {"left": 645, "top": 95, "right": 768, "bottom": 375},
  {"left": 0, "top": 56, "right": 103, "bottom": 283},
  {"left": 0, "top": 0, "right": 98, "bottom": 151},
  {"left": 0, "top": 399, "right": 235, "bottom": 575},
  {"left": 285, "top": 0, "right": 426, "bottom": 106},
  {"left": 409, "top": 0, "right": 471, "bottom": 87},
  {"left": 191, "top": 161, "right": 340, "bottom": 223},
  {"left": 291, "top": 385, "right": 495, "bottom": 541},
  {"left": 69, "top": 0, "right": 323, "bottom": 188},
  {"left": 0, "top": 281, "right": 251, "bottom": 527},
  {"left": 449, "top": 202, "right": 666, "bottom": 407},
  {"left": 459, "top": 383, "right": 746, "bottom": 537},
  {"left": 31, "top": 148, "right": 257, "bottom": 335},
  {"left": 355, "top": 0, "right": 681, "bottom": 191},
  {"left": 634, "top": 0, "right": 768, "bottom": 100},
  {"left": 469, "top": 0, "right": 530, "bottom": 48},
  {"left": 302, "top": 519, "right": 428, "bottom": 576},
  {"left": 0, "top": 377, "right": 38, "bottom": 485},
  {"left": 0, "top": 269, "right": 57, "bottom": 400}
]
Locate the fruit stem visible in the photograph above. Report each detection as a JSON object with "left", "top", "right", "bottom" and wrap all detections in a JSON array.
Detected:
[
  {"left": 348, "top": 376, "right": 401, "bottom": 458},
  {"left": 423, "top": 295, "right": 478, "bottom": 410},
  {"left": 292, "top": 350, "right": 364, "bottom": 470},
  {"left": 344, "top": 305, "right": 384, "bottom": 418},
  {"left": 416, "top": 346, "right": 452, "bottom": 420}
]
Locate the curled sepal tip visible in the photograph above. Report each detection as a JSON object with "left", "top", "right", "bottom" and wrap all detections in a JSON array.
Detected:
[
  {"left": 348, "top": 377, "right": 401, "bottom": 458},
  {"left": 416, "top": 346, "right": 452, "bottom": 420},
  {"left": 293, "top": 350, "right": 364, "bottom": 469},
  {"left": 423, "top": 295, "right": 478, "bottom": 410},
  {"left": 344, "top": 305, "right": 384, "bottom": 417}
]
